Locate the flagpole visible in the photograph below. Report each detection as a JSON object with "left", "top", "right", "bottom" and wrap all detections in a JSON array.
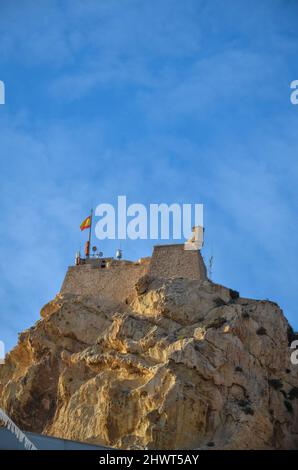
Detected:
[{"left": 88, "top": 208, "right": 93, "bottom": 257}]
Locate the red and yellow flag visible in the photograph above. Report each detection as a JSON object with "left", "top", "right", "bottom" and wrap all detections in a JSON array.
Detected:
[{"left": 80, "top": 215, "right": 91, "bottom": 231}]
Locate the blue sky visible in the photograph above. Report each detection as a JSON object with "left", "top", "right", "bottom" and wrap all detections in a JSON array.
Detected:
[{"left": 0, "top": 0, "right": 298, "bottom": 352}]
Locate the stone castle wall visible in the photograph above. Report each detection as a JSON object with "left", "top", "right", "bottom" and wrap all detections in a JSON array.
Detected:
[
  {"left": 60, "top": 244, "right": 207, "bottom": 306},
  {"left": 60, "top": 259, "right": 150, "bottom": 308},
  {"left": 149, "top": 244, "right": 207, "bottom": 281}
]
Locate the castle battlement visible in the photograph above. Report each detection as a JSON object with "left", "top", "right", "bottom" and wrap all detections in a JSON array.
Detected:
[
  {"left": 149, "top": 244, "right": 206, "bottom": 280},
  {"left": 60, "top": 244, "right": 207, "bottom": 308}
]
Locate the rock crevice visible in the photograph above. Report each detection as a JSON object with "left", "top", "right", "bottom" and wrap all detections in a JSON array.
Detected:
[{"left": 0, "top": 276, "right": 298, "bottom": 449}]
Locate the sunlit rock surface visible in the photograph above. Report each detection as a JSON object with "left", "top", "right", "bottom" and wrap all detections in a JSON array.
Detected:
[{"left": 1, "top": 276, "right": 298, "bottom": 449}]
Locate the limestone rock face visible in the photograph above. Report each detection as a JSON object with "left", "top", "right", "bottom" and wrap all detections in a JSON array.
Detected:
[{"left": 1, "top": 277, "right": 298, "bottom": 449}]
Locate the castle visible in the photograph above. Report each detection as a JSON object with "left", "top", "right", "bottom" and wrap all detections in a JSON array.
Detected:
[{"left": 61, "top": 243, "right": 207, "bottom": 308}]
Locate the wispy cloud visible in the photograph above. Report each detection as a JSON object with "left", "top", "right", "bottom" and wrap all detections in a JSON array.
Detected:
[{"left": 0, "top": 0, "right": 298, "bottom": 352}]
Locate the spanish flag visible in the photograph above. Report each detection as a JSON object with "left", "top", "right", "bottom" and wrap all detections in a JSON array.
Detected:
[{"left": 80, "top": 215, "right": 91, "bottom": 231}]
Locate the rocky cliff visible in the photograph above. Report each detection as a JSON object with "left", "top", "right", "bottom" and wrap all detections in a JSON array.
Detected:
[{"left": 1, "top": 275, "right": 298, "bottom": 449}]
